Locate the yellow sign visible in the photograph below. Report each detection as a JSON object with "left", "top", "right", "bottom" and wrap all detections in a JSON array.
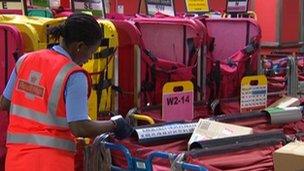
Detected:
[
  {"left": 162, "top": 81, "right": 194, "bottom": 121},
  {"left": 241, "top": 75, "right": 267, "bottom": 87},
  {"left": 163, "top": 81, "right": 193, "bottom": 94},
  {"left": 185, "top": 0, "right": 209, "bottom": 13}
]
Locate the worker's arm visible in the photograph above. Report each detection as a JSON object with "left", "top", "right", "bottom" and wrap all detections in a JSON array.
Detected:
[
  {"left": 0, "top": 67, "right": 17, "bottom": 112},
  {"left": 0, "top": 95, "right": 10, "bottom": 112},
  {"left": 69, "top": 116, "right": 133, "bottom": 139},
  {"left": 69, "top": 119, "right": 115, "bottom": 138},
  {"left": 66, "top": 72, "right": 134, "bottom": 139}
]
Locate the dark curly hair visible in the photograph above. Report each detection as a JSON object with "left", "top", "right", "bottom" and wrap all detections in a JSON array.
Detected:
[{"left": 48, "top": 13, "right": 103, "bottom": 46}]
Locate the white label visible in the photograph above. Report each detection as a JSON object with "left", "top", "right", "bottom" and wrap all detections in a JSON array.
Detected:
[
  {"left": 136, "top": 123, "right": 197, "bottom": 140},
  {"left": 50, "top": 0, "right": 60, "bottom": 8},
  {"left": 241, "top": 85, "right": 267, "bottom": 110},
  {"left": 136, "top": 161, "right": 146, "bottom": 169},
  {"left": 146, "top": 0, "right": 175, "bottom": 16},
  {"left": 227, "top": 0, "right": 248, "bottom": 13},
  {"left": 117, "top": 5, "right": 124, "bottom": 14},
  {"left": 298, "top": 81, "right": 304, "bottom": 92}
]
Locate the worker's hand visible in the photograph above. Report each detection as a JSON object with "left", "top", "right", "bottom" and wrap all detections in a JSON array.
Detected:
[{"left": 111, "top": 115, "right": 134, "bottom": 140}]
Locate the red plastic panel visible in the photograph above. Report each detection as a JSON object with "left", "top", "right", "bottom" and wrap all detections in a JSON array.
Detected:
[
  {"left": 209, "top": 0, "right": 227, "bottom": 12},
  {"left": 254, "top": 0, "right": 277, "bottom": 42},
  {"left": 113, "top": 20, "right": 142, "bottom": 114},
  {"left": 60, "top": 0, "right": 71, "bottom": 9},
  {"left": 0, "top": 24, "right": 23, "bottom": 162},
  {"left": 0, "top": 25, "right": 23, "bottom": 95},
  {"left": 187, "top": 144, "right": 282, "bottom": 171},
  {"left": 0, "top": 9, "right": 22, "bottom": 15},
  {"left": 109, "top": 0, "right": 141, "bottom": 15},
  {"left": 281, "top": 0, "right": 301, "bottom": 43}
]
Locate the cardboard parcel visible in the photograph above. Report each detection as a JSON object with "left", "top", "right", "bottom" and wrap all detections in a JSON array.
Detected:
[
  {"left": 188, "top": 119, "right": 253, "bottom": 148},
  {"left": 273, "top": 141, "right": 304, "bottom": 171}
]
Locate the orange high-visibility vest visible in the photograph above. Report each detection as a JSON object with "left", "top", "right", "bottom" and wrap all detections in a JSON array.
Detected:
[{"left": 5, "top": 49, "right": 91, "bottom": 171}]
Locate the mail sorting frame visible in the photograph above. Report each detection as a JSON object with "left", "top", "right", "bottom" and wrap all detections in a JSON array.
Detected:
[
  {"left": 100, "top": 141, "right": 208, "bottom": 171},
  {"left": 131, "top": 17, "right": 206, "bottom": 107},
  {"left": 98, "top": 130, "right": 289, "bottom": 170},
  {"left": 112, "top": 18, "right": 207, "bottom": 113},
  {"left": 259, "top": 52, "right": 304, "bottom": 99},
  {"left": 100, "top": 106, "right": 304, "bottom": 170},
  {"left": 258, "top": 54, "right": 298, "bottom": 97}
]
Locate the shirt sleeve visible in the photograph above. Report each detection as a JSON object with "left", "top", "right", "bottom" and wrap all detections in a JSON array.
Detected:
[
  {"left": 2, "top": 68, "right": 17, "bottom": 100},
  {"left": 65, "top": 72, "right": 90, "bottom": 122},
  {"left": 2, "top": 54, "right": 28, "bottom": 100}
]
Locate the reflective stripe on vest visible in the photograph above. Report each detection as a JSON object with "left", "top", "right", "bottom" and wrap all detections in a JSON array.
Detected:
[
  {"left": 7, "top": 132, "right": 76, "bottom": 152},
  {"left": 10, "top": 104, "right": 68, "bottom": 127},
  {"left": 10, "top": 62, "right": 77, "bottom": 128},
  {"left": 48, "top": 62, "right": 76, "bottom": 115},
  {"left": 15, "top": 54, "right": 27, "bottom": 73}
]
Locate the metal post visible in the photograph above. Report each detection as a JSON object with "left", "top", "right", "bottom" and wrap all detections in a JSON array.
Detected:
[
  {"left": 257, "top": 55, "right": 265, "bottom": 75},
  {"left": 134, "top": 45, "right": 141, "bottom": 108},
  {"left": 112, "top": 50, "right": 119, "bottom": 112},
  {"left": 196, "top": 47, "right": 202, "bottom": 101},
  {"left": 202, "top": 45, "right": 207, "bottom": 102},
  {"left": 287, "top": 56, "right": 298, "bottom": 97}
]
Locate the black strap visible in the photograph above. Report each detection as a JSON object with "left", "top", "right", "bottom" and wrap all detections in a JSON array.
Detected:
[
  {"left": 92, "top": 78, "right": 112, "bottom": 91},
  {"left": 187, "top": 38, "right": 197, "bottom": 66},
  {"left": 244, "top": 56, "right": 253, "bottom": 76},
  {"left": 183, "top": 25, "right": 187, "bottom": 65},
  {"left": 213, "top": 61, "right": 221, "bottom": 98},
  {"left": 93, "top": 47, "right": 116, "bottom": 59},
  {"left": 100, "top": 38, "right": 109, "bottom": 47},
  {"left": 243, "top": 43, "right": 256, "bottom": 55},
  {"left": 243, "top": 39, "right": 259, "bottom": 76},
  {"left": 92, "top": 78, "right": 122, "bottom": 93},
  {"left": 95, "top": 72, "right": 105, "bottom": 116},
  {"left": 111, "top": 85, "right": 122, "bottom": 94},
  {"left": 226, "top": 58, "right": 237, "bottom": 68},
  {"left": 144, "top": 48, "right": 197, "bottom": 74},
  {"left": 144, "top": 49, "right": 157, "bottom": 62},
  {"left": 142, "top": 47, "right": 198, "bottom": 105},
  {"left": 208, "top": 37, "right": 215, "bottom": 52},
  {"left": 13, "top": 50, "right": 22, "bottom": 62},
  {"left": 141, "top": 63, "right": 155, "bottom": 105},
  {"left": 92, "top": 26, "right": 113, "bottom": 114}
]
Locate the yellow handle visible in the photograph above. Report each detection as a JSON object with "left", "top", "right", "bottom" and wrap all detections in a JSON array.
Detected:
[
  {"left": 221, "top": 13, "right": 228, "bottom": 18},
  {"left": 76, "top": 137, "right": 91, "bottom": 145},
  {"left": 132, "top": 114, "right": 155, "bottom": 125},
  {"left": 163, "top": 81, "right": 193, "bottom": 94},
  {"left": 241, "top": 75, "right": 267, "bottom": 86},
  {"left": 247, "top": 11, "right": 257, "bottom": 20},
  {"left": 222, "top": 11, "right": 257, "bottom": 20}
]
